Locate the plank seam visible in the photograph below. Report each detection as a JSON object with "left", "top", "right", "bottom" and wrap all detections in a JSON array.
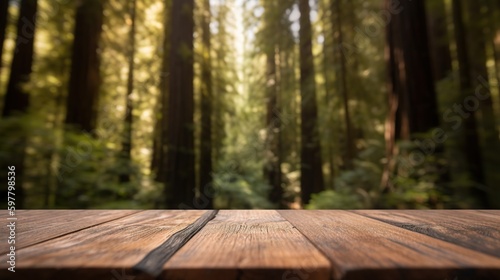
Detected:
[
  {"left": 133, "top": 210, "right": 219, "bottom": 278},
  {"left": 277, "top": 210, "right": 335, "bottom": 280}
]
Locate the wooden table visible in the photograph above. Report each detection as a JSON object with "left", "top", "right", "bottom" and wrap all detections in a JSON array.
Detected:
[{"left": 1, "top": 210, "right": 499, "bottom": 280}]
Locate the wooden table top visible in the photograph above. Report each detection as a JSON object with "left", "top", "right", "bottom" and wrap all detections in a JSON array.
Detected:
[{"left": 1, "top": 210, "right": 499, "bottom": 280}]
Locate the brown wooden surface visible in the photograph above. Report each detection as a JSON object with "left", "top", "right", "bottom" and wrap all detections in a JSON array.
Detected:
[
  {"left": 1, "top": 210, "right": 500, "bottom": 280},
  {"left": 163, "top": 210, "right": 331, "bottom": 280},
  {"left": 353, "top": 210, "right": 500, "bottom": 258},
  {"left": 279, "top": 210, "right": 500, "bottom": 280},
  {"left": 0, "top": 210, "right": 139, "bottom": 254},
  {"left": 0, "top": 210, "right": 207, "bottom": 280}
]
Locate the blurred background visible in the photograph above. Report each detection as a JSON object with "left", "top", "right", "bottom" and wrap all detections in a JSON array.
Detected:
[{"left": 0, "top": 0, "right": 499, "bottom": 209}]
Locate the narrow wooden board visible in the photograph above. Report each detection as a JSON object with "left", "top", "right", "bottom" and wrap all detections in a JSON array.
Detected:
[
  {"left": 353, "top": 210, "right": 500, "bottom": 258},
  {"left": 162, "top": 210, "right": 331, "bottom": 280},
  {"left": 0, "top": 210, "right": 208, "bottom": 280},
  {"left": 279, "top": 210, "right": 500, "bottom": 280},
  {"left": 0, "top": 210, "right": 140, "bottom": 254}
]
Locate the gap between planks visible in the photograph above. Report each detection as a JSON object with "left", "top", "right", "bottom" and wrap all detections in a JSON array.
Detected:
[{"left": 161, "top": 210, "right": 332, "bottom": 280}]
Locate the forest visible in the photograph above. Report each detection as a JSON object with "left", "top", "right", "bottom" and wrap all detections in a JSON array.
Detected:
[{"left": 0, "top": 0, "right": 499, "bottom": 210}]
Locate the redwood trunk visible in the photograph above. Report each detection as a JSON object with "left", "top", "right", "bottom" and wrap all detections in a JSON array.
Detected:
[
  {"left": 65, "top": 0, "right": 104, "bottom": 133},
  {"left": 2, "top": 0, "right": 38, "bottom": 208},
  {"left": 299, "top": 0, "right": 325, "bottom": 205},
  {"left": 452, "top": 0, "right": 488, "bottom": 206},
  {"left": 199, "top": 0, "right": 214, "bottom": 209},
  {"left": 120, "top": 0, "right": 137, "bottom": 183},
  {"left": 163, "top": 0, "right": 196, "bottom": 208}
]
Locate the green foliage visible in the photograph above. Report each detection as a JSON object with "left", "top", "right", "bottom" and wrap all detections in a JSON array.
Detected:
[{"left": 213, "top": 166, "right": 273, "bottom": 209}]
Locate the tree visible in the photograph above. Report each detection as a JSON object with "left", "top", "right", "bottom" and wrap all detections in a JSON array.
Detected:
[
  {"left": 65, "top": 0, "right": 104, "bottom": 133},
  {"left": 199, "top": 0, "right": 214, "bottom": 209},
  {"left": 331, "top": 0, "right": 355, "bottom": 169},
  {"left": 426, "top": 0, "right": 452, "bottom": 82},
  {"left": 151, "top": 0, "right": 171, "bottom": 181},
  {"left": 163, "top": 0, "right": 195, "bottom": 208},
  {"left": 3, "top": 0, "right": 37, "bottom": 118},
  {"left": 55, "top": 0, "right": 103, "bottom": 207},
  {"left": 258, "top": 1, "right": 286, "bottom": 207},
  {"left": 0, "top": 0, "right": 9, "bottom": 73},
  {"left": 119, "top": 0, "right": 137, "bottom": 183},
  {"left": 299, "top": 0, "right": 325, "bottom": 205},
  {"left": 451, "top": 0, "right": 488, "bottom": 206},
  {"left": 382, "top": 0, "right": 440, "bottom": 190},
  {"left": 2, "top": 0, "right": 38, "bottom": 208},
  {"left": 465, "top": 0, "right": 500, "bottom": 208}
]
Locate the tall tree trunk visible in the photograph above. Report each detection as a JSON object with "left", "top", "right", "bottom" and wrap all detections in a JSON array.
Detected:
[
  {"left": 56, "top": 0, "right": 103, "bottom": 207},
  {"left": 451, "top": 0, "right": 488, "bottom": 207},
  {"left": 119, "top": 0, "right": 137, "bottom": 183},
  {"left": 466, "top": 1, "right": 500, "bottom": 208},
  {"left": 0, "top": 0, "right": 9, "bottom": 74},
  {"left": 199, "top": 0, "right": 213, "bottom": 209},
  {"left": 488, "top": 1, "right": 500, "bottom": 106},
  {"left": 299, "top": 0, "right": 325, "bottom": 205},
  {"left": 426, "top": 0, "right": 453, "bottom": 82},
  {"left": 163, "top": 0, "right": 195, "bottom": 208},
  {"left": 265, "top": 46, "right": 283, "bottom": 207},
  {"left": 64, "top": 0, "right": 104, "bottom": 133},
  {"left": 425, "top": 0, "right": 452, "bottom": 195},
  {"left": 2, "top": 0, "right": 38, "bottom": 208},
  {"left": 332, "top": 0, "right": 355, "bottom": 169},
  {"left": 466, "top": 1, "right": 499, "bottom": 146},
  {"left": 322, "top": 20, "right": 335, "bottom": 190},
  {"left": 152, "top": 0, "right": 171, "bottom": 182},
  {"left": 382, "top": 0, "right": 440, "bottom": 191}
]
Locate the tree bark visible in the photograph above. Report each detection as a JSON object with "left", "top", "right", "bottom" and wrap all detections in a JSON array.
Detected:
[
  {"left": 3, "top": 0, "right": 37, "bottom": 118},
  {"left": 322, "top": 18, "right": 335, "bottom": 190},
  {"left": 466, "top": 1, "right": 499, "bottom": 149},
  {"left": 299, "top": 0, "right": 325, "bottom": 205},
  {"left": 264, "top": 46, "right": 284, "bottom": 207},
  {"left": 451, "top": 0, "right": 488, "bottom": 207},
  {"left": 426, "top": 0, "right": 453, "bottom": 81},
  {"left": 2, "top": 0, "right": 38, "bottom": 208},
  {"left": 65, "top": 0, "right": 104, "bottom": 133},
  {"left": 382, "top": 0, "right": 440, "bottom": 191},
  {"left": 163, "top": 0, "right": 196, "bottom": 208},
  {"left": 0, "top": 0, "right": 9, "bottom": 74},
  {"left": 152, "top": 0, "right": 171, "bottom": 182},
  {"left": 119, "top": 0, "right": 137, "bottom": 183},
  {"left": 199, "top": 0, "right": 214, "bottom": 209},
  {"left": 331, "top": 0, "right": 355, "bottom": 169}
]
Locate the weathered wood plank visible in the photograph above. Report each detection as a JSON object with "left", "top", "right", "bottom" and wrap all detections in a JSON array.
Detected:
[
  {"left": 0, "top": 210, "right": 140, "bottom": 254},
  {"left": 279, "top": 210, "right": 500, "bottom": 280},
  {"left": 473, "top": 210, "right": 500, "bottom": 220},
  {"left": 353, "top": 210, "right": 500, "bottom": 258},
  {"left": 134, "top": 210, "right": 218, "bottom": 277},
  {"left": 162, "top": 210, "right": 331, "bottom": 280},
  {"left": 0, "top": 210, "right": 208, "bottom": 280}
]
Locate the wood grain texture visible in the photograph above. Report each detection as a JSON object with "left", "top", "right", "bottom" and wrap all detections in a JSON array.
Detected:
[
  {"left": 163, "top": 210, "right": 331, "bottom": 280},
  {"left": 134, "top": 210, "right": 218, "bottom": 277},
  {"left": 474, "top": 210, "right": 500, "bottom": 220},
  {"left": 0, "top": 210, "right": 139, "bottom": 254},
  {"left": 353, "top": 210, "right": 500, "bottom": 258},
  {"left": 0, "top": 210, "right": 207, "bottom": 280},
  {"left": 279, "top": 210, "right": 500, "bottom": 280}
]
